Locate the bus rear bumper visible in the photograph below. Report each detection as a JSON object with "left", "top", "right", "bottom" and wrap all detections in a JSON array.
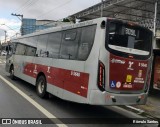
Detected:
[{"left": 89, "top": 90, "right": 148, "bottom": 105}]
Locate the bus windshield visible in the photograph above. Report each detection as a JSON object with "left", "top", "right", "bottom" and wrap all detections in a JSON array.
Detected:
[{"left": 107, "top": 21, "right": 152, "bottom": 56}]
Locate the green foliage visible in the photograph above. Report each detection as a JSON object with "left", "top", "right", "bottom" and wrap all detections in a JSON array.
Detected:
[{"left": 62, "top": 18, "right": 70, "bottom": 22}]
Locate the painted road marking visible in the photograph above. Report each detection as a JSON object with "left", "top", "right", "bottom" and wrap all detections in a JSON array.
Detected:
[
  {"left": 126, "top": 106, "right": 144, "bottom": 113},
  {"left": 0, "top": 75, "right": 68, "bottom": 127}
]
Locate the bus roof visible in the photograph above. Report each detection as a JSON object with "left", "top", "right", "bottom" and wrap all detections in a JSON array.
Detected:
[{"left": 12, "top": 17, "right": 151, "bottom": 41}]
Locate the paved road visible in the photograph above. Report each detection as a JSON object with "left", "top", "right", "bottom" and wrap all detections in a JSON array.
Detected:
[{"left": 0, "top": 56, "right": 158, "bottom": 127}]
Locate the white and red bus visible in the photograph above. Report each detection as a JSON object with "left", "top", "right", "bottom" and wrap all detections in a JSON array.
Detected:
[{"left": 6, "top": 17, "right": 153, "bottom": 105}]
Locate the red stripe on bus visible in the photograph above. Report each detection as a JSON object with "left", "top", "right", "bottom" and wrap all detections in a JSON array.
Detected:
[{"left": 23, "top": 63, "right": 89, "bottom": 98}]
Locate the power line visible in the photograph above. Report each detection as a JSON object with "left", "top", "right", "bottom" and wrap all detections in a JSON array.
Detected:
[
  {"left": 36, "top": 0, "right": 73, "bottom": 19},
  {"left": 14, "top": 0, "right": 41, "bottom": 15},
  {"left": 14, "top": 0, "right": 33, "bottom": 12},
  {"left": 18, "top": 0, "right": 41, "bottom": 14}
]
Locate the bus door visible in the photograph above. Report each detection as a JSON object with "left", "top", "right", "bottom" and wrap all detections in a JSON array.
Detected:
[
  {"left": 5, "top": 43, "right": 15, "bottom": 72},
  {"left": 13, "top": 43, "right": 27, "bottom": 78},
  {"left": 22, "top": 45, "right": 37, "bottom": 84}
]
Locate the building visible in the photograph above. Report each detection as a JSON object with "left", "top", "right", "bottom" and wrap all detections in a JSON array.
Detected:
[
  {"left": 21, "top": 18, "right": 72, "bottom": 35},
  {"left": 69, "top": 0, "right": 159, "bottom": 37}
]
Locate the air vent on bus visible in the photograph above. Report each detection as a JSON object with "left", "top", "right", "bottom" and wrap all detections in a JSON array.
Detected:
[{"left": 98, "top": 61, "right": 105, "bottom": 91}]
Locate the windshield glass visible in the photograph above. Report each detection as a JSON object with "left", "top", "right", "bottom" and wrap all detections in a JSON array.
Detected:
[{"left": 108, "top": 21, "right": 152, "bottom": 56}]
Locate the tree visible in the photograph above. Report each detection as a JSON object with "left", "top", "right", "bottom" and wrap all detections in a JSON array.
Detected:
[{"left": 62, "top": 18, "right": 70, "bottom": 22}]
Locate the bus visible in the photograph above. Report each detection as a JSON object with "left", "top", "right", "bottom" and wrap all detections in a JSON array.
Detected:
[{"left": 5, "top": 17, "right": 153, "bottom": 105}]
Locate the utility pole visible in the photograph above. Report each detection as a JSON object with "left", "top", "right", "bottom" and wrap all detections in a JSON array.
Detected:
[
  {"left": 11, "top": 13, "right": 23, "bottom": 35},
  {"left": 11, "top": 13, "right": 23, "bottom": 21},
  {"left": 101, "top": 0, "right": 105, "bottom": 17},
  {"left": 4, "top": 30, "right": 7, "bottom": 43},
  {"left": 153, "top": 0, "right": 158, "bottom": 37}
]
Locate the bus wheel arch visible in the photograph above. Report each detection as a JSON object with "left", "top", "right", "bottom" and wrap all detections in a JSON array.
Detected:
[
  {"left": 36, "top": 72, "right": 49, "bottom": 98},
  {"left": 9, "top": 64, "right": 15, "bottom": 80}
]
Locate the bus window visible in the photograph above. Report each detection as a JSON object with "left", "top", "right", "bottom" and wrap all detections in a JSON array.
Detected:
[
  {"left": 36, "top": 34, "right": 48, "bottom": 57},
  {"left": 108, "top": 22, "right": 151, "bottom": 56},
  {"left": 25, "top": 46, "right": 36, "bottom": 56},
  {"left": 46, "top": 32, "right": 62, "bottom": 58},
  {"left": 15, "top": 43, "right": 26, "bottom": 55},
  {"left": 77, "top": 25, "right": 96, "bottom": 60},
  {"left": 60, "top": 29, "right": 80, "bottom": 60}
]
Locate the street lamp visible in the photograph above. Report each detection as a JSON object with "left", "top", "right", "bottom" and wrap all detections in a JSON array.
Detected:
[
  {"left": 4, "top": 30, "right": 6, "bottom": 43},
  {"left": 11, "top": 13, "right": 23, "bottom": 36},
  {"left": 0, "top": 24, "right": 20, "bottom": 38},
  {"left": 1, "top": 24, "right": 18, "bottom": 34}
]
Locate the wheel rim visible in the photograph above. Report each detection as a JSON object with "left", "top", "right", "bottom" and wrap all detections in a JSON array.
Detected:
[{"left": 38, "top": 80, "right": 45, "bottom": 94}]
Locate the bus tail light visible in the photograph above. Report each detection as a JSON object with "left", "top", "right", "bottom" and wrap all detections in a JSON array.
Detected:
[{"left": 98, "top": 61, "right": 105, "bottom": 91}]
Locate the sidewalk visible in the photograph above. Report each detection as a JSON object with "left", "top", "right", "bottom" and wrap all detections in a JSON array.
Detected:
[{"left": 135, "top": 90, "right": 160, "bottom": 118}]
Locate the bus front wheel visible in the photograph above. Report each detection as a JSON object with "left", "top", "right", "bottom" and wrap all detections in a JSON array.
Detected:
[
  {"left": 10, "top": 65, "right": 15, "bottom": 80},
  {"left": 36, "top": 75, "right": 49, "bottom": 98}
]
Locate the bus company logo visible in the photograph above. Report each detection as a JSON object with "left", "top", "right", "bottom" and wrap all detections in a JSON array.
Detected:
[
  {"left": 111, "top": 58, "right": 125, "bottom": 64},
  {"left": 33, "top": 65, "right": 38, "bottom": 74},
  {"left": 2, "top": 119, "right": 11, "bottom": 124},
  {"left": 127, "top": 61, "right": 134, "bottom": 70}
]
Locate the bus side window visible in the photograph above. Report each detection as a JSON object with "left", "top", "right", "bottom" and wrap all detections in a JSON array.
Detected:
[
  {"left": 15, "top": 44, "right": 26, "bottom": 55},
  {"left": 36, "top": 34, "right": 48, "bottom": 57},
  {"left": 77, "top": 25, "right": 96, "bottom": 60},
  {"left": 25, "top": 46, "right": 36, "bottom": 56},
  {"left": 46, "top": 32, "right": 62, "bottom": 58},
  {"left": 60, "top": 29, "right": 80, "bottom": 60}
]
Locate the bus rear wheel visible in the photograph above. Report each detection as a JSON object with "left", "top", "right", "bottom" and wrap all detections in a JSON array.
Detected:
[{"left": 36, "top": 75, "right": 49, "bottom": 98}]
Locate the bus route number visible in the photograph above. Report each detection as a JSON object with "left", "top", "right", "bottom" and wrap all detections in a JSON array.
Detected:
[
  {"left": 125, "top": 28, "right": 136, "bottom": 37},
  {"left": 71, "top": 71, "right": 80, "bottom": 77}
]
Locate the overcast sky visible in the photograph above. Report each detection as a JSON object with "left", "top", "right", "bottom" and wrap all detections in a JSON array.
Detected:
[{"left": 0, "top": 0, "right": 101, "bottom": 41}]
